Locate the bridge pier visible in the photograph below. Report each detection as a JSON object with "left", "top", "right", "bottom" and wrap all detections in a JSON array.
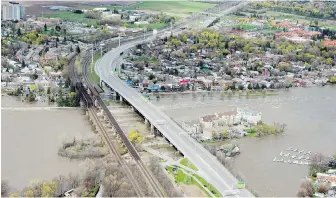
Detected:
[
  {"left": 119, "top": 96, "right": 123, "bottom": 102},
  {"left": 150, "top": 124, "right": 154, "bottom": 133}
]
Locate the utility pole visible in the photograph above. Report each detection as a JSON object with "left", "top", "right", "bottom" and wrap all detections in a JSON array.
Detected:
[
  {"left": 143, "top": 28, "right": 146, "bottom": 41},
  {"left": 118, "top": 35, "right": 120, "bottom": 46},
  {"left": 91, "top": 43, "right": 94, "bottom": 73}
]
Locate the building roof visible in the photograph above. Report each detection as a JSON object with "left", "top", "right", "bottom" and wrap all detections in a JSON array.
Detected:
[
  {"left": 201, "top": 114, "right": 217, "bottom": 122},
  {"left": 324, "top": 40, "right": 336, "bottom": 46}
]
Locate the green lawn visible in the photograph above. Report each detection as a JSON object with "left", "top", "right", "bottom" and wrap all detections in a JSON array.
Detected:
[
  {"left": 43, "top": 11, "right": 97, "bottom": 26},
  {"left": 166, "top": 165, "right": 222, "bottom": 197},
  {"left": 138, "top": 1, "right": 215, "bottom": 15},
  {"left": 180, "top": 158, "right": 198, "bottom": 171},
  {"left": 90, "top": 54, "right": 101, "bottom": 84},
  {"left": 193, "top": 174, "right": 222, "bottom": 197}
]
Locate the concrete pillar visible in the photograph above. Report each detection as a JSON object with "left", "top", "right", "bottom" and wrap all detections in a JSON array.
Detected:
[
  {"left": 150, "top": 124, "right": 154, "bottom": 133},
  {"left": 119, "top": 96, "right": 123, "bottom": 102}
]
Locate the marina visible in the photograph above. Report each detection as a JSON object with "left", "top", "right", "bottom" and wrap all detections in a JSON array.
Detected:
[{"left": 273, "top": 148, "right": 312, "bottom": 166}]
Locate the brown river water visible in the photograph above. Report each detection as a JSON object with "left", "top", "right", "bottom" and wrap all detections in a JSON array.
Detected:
[
  {"left": 1, "top": 96, "right": 92, "bottom": 192},
  {"left": 151, "top": 86, "right": 336, "bottom": 197}
]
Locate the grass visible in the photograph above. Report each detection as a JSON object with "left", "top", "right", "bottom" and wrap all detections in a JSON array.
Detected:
[
  {"left": 180, "top": 158, "right": 198, "bottom": 171},
  {"left": 85, "top": 184, "right": 100, "bottom": 197},
  {"left": 42, "top": 11, "right": 98, "bottom": 26},
  {"left": 166, "top": 165, "right": 221, "bottom": 197},
  {"left": 138, "top": 1, "right": 215, "bottom": 15},
  {"left": 90, "top": 54, "right": 101, "bottom": 84},
  {"left": 192, "top": 174, "right": 222, "bottom": 197}
]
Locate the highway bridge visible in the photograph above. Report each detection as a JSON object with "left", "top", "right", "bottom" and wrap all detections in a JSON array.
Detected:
[{"left": 95, "top": 29, "right": 254, "bottom": 198}]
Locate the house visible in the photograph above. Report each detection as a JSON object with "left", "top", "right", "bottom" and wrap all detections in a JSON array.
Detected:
[{"left": 323, "top": 40, "right": 336, "bottom": 47}]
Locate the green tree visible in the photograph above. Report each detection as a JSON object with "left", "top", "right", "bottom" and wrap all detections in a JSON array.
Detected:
[
  {"left": 41, "top": 182, "right": 57, "bottom": 197},
  {"left": 75, "top": 45, "right": 80, "bottom": 54},
  {"left": 326, "top": 58, "right": 333, "bottom": 65},
  {"left": 24, "top": 189, "right": 34, "bottom": 197}
]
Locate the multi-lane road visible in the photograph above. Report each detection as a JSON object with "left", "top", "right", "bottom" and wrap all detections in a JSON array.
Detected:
[{"left": 96, "top": 42, "right": 254, "bottom": 198}]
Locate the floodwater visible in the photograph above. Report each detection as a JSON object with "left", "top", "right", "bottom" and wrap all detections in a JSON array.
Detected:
[
  {"left": 1, "top": 96, "right": 93, "bottom": 191},
  {"left": 150, "top": 86, "right": 336, "bottom": 196}
]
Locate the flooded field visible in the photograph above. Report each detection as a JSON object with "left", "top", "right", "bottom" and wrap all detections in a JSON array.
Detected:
[
  {"left": 150, "top": 86, "right": 336, "bottom": 196},
  {"left": 1, "top": 96, "right": 93, "bottom": 191}
]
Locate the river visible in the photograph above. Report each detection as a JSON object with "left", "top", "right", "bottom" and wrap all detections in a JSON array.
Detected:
[
  {"left": 1, "top": 96, "right": 93, "bottom": 192},
  {"left": 150, "top": 86, "right": 336, "bottom": 196}
]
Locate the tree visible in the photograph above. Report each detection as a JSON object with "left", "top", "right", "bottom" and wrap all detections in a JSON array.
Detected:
[
  {"left": 44, "top": 23, "right": 47, "bottom": 32},
  {"left": 148, "top": 73, "right": 155, "bottom": 80},
  {"left": 47, "top": 87, "right": 51, "bottom": 95},
  {"left": 24, "top": 189, "right": 34, "bottom": 197},
  {"left": 1, "top": 180, "right": 9, "bottom": 196},
  {"left": 75, "top": 45, "right": 80, "bottom": 54},
  {"left": 297, "top": 179, "right": 314, "bottom": 197},
  {"left": 102, "top": 175, "right": 121, "bottom": 197},
  {"left": 17, "top": 28, "right": 21, "bottom": 36},
  {"left": 41, "top": 182, "right": 57, "bottom": 197}
]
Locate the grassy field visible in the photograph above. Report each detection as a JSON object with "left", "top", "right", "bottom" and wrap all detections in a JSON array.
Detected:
[
  {"left": 138, "top": 1, "right": 215, "bottom": 15},
  {"left": 43, "top": 11, "right": 97, "bottom": 26},
  {"left": 166, "top": 165, "right": 222, "bottom": 197},
  {"left": 180, "top": 158, "right": 198, "bottom": 171},
  {"left": 90, "top": 54, "right": 101, "bottom": 84}
]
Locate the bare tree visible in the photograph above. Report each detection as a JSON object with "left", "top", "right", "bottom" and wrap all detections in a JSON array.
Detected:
[
  {"left": 297, "top": 187, "right": 308, "bottom": 197},
  {"left": 298, "top": 179, "right": 314, "bottom": 197},
  {"left": 68, "top": 173, "right": 80, "bottom": 189},
  {"left": 317, "top": 182, "right": 330, "bottom": 194},
  {"left": 102, "top": 175, "right": 122, "bottom": 197},
  {"left": 1, "top": 180, "right": 9, "bottom": 196}
]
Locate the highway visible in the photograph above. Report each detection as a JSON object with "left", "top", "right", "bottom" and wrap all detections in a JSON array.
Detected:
[{"left": 96, "top": 42, "right": 254, "bottom": 197}]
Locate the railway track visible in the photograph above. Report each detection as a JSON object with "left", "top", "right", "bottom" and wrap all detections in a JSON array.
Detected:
[
  {"left": 81, "top": 52, "right": 166, "bottom": 197},
  {"left": 68, "top": 53, "right": 146, "bottom": 197}
]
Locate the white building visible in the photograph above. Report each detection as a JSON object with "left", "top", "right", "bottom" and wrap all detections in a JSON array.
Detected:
[{"left": 1, "top": 2, "right": 25, "bottom": 21}]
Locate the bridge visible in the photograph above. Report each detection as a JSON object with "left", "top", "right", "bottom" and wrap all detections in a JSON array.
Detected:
[{"left": 95, "top": 33, "right": 254, "bottom": 198}]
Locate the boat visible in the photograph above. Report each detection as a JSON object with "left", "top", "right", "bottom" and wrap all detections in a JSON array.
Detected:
[
  {"left": 299, "top": 161, "right": 304, "bottom": 165},
  {"left": 304, "top": 162, "right": 309, "bottom": 165},
  {"left": 280, "top": 151, "right": 283, "bottom": 156},
  {"left": 298, "top": 156, "right": 304, "bottom": 160},
  {"left": 273, "top": 157, "right": 277, "bottom": 162},
  {"left": 306, "top": 157, "right": 310, "bottom": 160},
  {"left": 291, "top": 155, "right": 297, "bottom": 159},
  {"left": 307, "top": 151, "right": 311, "bottom": 154},
  {"left": 284, "top": 153, "right": 290, "bottom": 157},
  {"left": 287, "top": 147, "right": 292, "bottom": 151},
  {"left": 293, "top": 160, "right": 299, "bottom": 164},
  {"left": 277, "top": 159, "right": 284, "bottom": 162},
  {"left": 299, "top": 150, "right": 304, "bottom": 153},
  {"left": 294, "top": 149, "right": 298, "bottom": 152}
]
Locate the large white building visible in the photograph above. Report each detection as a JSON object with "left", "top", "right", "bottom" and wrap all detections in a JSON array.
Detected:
[{"left": 1, "top": 2, "right": 25, "bottom": 21}]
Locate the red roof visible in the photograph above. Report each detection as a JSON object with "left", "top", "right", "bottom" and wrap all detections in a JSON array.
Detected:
[{"left": 323, "top": 40, "right": 336, "bottom": 46}]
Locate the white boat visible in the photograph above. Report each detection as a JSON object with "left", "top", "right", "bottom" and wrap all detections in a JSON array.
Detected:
[
  {"left": 287, "top": 147, "right": 292, "bottom": 151},
  {"left": 294, "top": 149, "right": 298, "bottom": 152},
  {"left": 299, "top": 161, "right": 304, "bottom": 165},
  {"left": 291, "top": 155, "right": 297, "bottom": 159},
  {"left": 273, "top": 157, "right": 277, "bottom": 162},
  {"left": 304, "top": 162, "right": 309, "bottom": 165},
  {"left": 277, "top": 159, "right": 284, "bottom": 162},
  {"left": 280, "top": 151, "right": 283, "bottom": 156},
  {"left": 306, "top": 157, "right": 310, "bottom": 160},
  {"left": 299, "top": 150, "right": 304, "bottom": 153},
  {"left": 307, "top": 151, "right": 311, "bottom": 154},
  {"left": 284, "top": 153, "right": 290, "bottom": 157},
  {"left": 293, "top": 160, "right": 299, "bottom": 164},
  {"left": 298, "top": 156, "right": 304, "bottom": 160}
]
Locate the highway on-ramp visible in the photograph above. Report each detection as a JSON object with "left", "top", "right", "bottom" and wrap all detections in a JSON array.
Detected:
[{"left": 96, "top": 38, "right": 254, "bottom": 197}]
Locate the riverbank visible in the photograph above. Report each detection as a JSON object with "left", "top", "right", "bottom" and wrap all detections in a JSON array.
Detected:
[{"left": 1, "top": 96, "right": 93, "bottom": 192}]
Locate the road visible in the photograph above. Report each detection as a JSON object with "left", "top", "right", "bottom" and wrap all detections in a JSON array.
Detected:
[{"left": 96, "top": 43, "right": 254, "bottom": 198}]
